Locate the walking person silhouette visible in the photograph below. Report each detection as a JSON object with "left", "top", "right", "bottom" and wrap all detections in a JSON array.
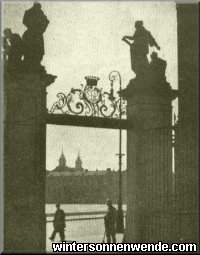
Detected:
[
  {"left": 104, "top": 199, "right": 117, "bottom": 243},
  {"left": 49, "top": 204, "right": 65, "bottom": 242}
]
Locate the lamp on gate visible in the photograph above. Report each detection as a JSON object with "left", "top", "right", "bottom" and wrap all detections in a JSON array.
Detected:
[
  {"left": 85, "top": 76, "right": 100, "bottom": 88},
  {"left": 109, "top": 71, "right": 125, "bottom": 234}
]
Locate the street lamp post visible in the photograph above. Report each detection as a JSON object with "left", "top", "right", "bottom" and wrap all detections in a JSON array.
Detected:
[
  {"left": 116, "top": 149, "right": 125, "bottom": 233},
  {"left": 109, "top": 71, "right": 125, "bottom": 234}
]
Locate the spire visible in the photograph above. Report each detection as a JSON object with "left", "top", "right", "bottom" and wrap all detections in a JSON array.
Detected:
[
  {"left": 75, "top": 151, "right": 83, "bottom": 171},
  {"left": 60, "top": 147, "right": 65, "bottom": 159},
  {"left": 59, "top": 147, "right": 66, "bottom": 168}
]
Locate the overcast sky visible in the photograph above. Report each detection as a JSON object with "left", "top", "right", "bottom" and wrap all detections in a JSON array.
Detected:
[{"left": 2, "top": 1, "right": 178, "bottom": 171}]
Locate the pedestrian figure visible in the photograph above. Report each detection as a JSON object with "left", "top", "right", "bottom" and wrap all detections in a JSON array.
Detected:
[
  {"left": 104, "top": 199, "right": 117, "bottom": 243},
  {"left": 49, "top": 204, "right": 65, "bottom": 242}
]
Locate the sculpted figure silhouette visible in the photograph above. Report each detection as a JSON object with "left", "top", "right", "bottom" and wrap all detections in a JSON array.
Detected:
[
  {"left": 122, "top": 21, "right": 160, "bottom": 77},
  {"left": 3, "top": 28, "right": 12, "bottom": 62},
  {"left": 22, "top": 2, "right": 49, "bottom": 71},
  {"left": 149, "top": 52, "right": 167, "bottom": 82},
  {"left": 8, "top": 33, "right": 23, "bottom": 71},
  {"left": 3, "top": 28, "right": 23, "bottom": 72}
]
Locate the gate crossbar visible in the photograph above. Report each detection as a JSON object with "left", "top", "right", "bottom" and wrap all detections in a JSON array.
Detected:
[{"left": 46, "top": 113, "right": 132, "bottom": 130}]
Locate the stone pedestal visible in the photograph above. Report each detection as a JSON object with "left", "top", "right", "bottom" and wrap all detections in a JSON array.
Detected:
[
  {"left": 4, "top": 71, "right": 56, "bottom": 252},
  {"left": 122, "top": 78, "right": 177, "bottom": 243}
]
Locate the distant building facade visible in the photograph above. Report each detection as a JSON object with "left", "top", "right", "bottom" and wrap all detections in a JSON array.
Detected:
[
  {"left": 52, "top": 150, "right": 84, "bottom": 172},
  {"left": 46, "top": 151, "right": 127, "bottom": 204}
]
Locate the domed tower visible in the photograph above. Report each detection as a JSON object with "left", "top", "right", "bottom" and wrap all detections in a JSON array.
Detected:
[
  {"left": 59, "top": 149, "right": 66, "bottom": 169},
  {"left": 75, "top": 152, "right": 83, "bottom": 171}
]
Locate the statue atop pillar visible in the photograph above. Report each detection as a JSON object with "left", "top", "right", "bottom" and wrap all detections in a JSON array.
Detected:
[
  {"left": 122, "top": 21, "right": 160, "bottom": 78},
  {"left": 3, "top": 28, "right": 12, "bottom": 62},
  {"left": 149, "top": 51, "right": 167, "bottom": 83},
  {"left": 4, "top": 2, "right": 56, "bottom": 85},
  {"left": 3, "top": 28, "right": 23, "bottom": 72},
  {"left": 22, "top": 2, "right": 49, "bottom": 72}
]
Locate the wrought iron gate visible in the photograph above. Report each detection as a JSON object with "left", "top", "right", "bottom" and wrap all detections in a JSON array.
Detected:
[{"left": 46, "top": 70, "right": 131, "bottom": 234}]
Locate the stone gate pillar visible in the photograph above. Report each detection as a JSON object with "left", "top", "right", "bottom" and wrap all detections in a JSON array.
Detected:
[
  {"left": 122, "top": 78, "right": 177, "bottom": 243},
  {"left": 174, "top": 4, "right": 199, "bottom": 246},
  {"left": 4, "top": 71, "right": 56, "bottom": 252},
  {"left": 4, "top": 3, "right": 57, "bottom": 252}
]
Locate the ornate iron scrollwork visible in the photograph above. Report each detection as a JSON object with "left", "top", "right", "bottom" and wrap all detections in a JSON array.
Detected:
[{"left": 49, "top": 71, "right": 127, "bottom": 119}]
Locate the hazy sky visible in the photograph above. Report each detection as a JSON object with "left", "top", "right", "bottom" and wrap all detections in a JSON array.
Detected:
[{"left": 2, "top": 1, "right": 178, "bottom": 170}]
